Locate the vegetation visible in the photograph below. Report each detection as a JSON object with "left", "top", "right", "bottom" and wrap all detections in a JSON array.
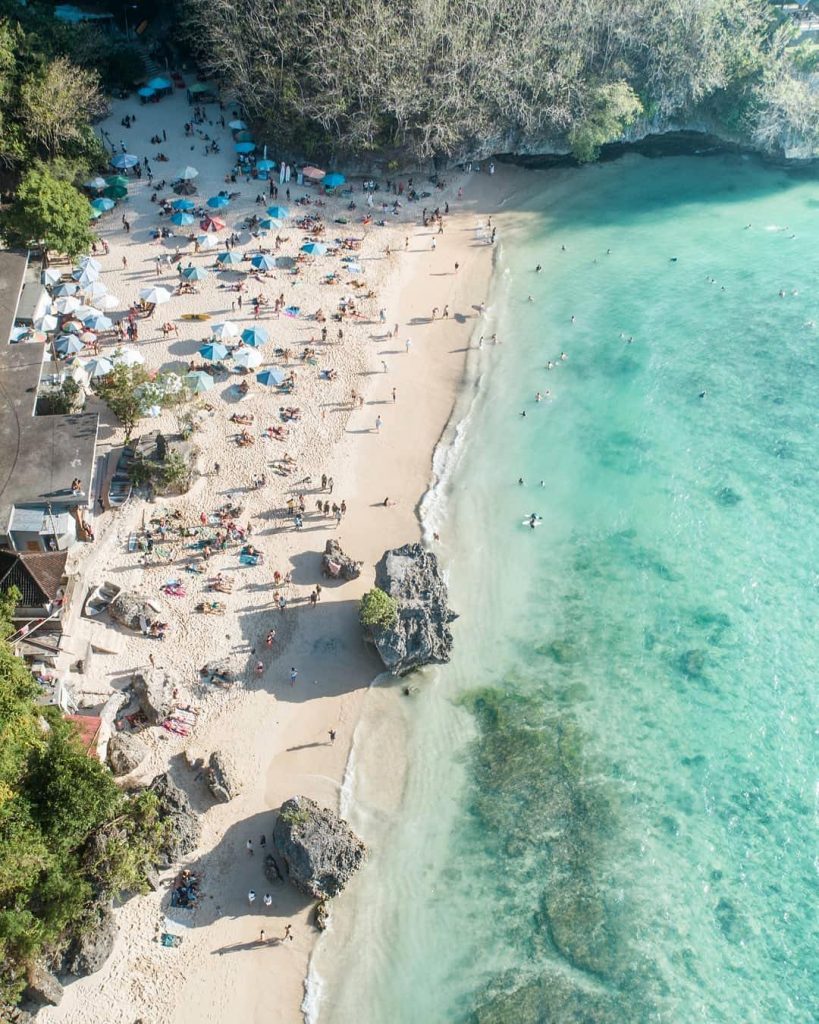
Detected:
[
  {"left": 359, "top": 588, "right": 399, "bottom": 630},
  {"left": 0, "top": 588, "right": 166, "bottom": 1006},
  {"left": 183, "top": 0, "right": 819, "bottom": 160},
  {"left": 92, "top": 365, "right": 183, "bottom": 442},
  {"left": 0, "top": 166, "right": 94, "bottom": 257},
  {"left": 36, "top": 377, "right": 84, "bottom": 416}
]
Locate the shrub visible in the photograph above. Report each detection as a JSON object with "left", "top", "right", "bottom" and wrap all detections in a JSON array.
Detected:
[{"left": 359, "top": 587, "right": 398, "bottom": 630}]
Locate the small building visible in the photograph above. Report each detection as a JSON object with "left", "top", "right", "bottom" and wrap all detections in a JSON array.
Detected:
[{"left": 0, "top": 549, "right": 68, "bottom": 622}]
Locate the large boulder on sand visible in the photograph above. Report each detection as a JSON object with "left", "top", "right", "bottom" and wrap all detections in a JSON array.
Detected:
[
  {"left": 366, "top": 543, "right": 457, "bottom": 676},
  {"left": 22, "top": 964, "right": 62, "bottom": 1007},
  {"left": 273, "top": 796, "right": 366, "bottom": 899},
  {"left": 109, "top": 591, "right": 161, "bottom": 632},
  {"left": 132, "top": 668, "right": 174, "bottom": 725},
  {"left": 62, "top": 902, "right": 116, "bottom": 977},
  {"left": 149, "top": 773, "right": 201, "bottom": 865},
  {"left": 107, "top": 732, "right": 148, "bottom": 775},
  {"left": 204, "top": 750, "right": 241, "bottom": 803},
  {"left": 322, "top": 539, "right": 362, "bottom": 581}
]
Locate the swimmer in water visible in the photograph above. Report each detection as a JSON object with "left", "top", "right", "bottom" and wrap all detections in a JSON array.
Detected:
[
  {"left": 546, "top": 360, "right": 554, "bottom": 370},
  {"left": 560, "top": 352, "right": 568, "bottom": 361},
  {"left": 535, "top": 264, "right": 542, "bottom": 273},
  {"left": 570, "top": 315, "right": 575, "bottom": 323},
  {"left": 527, "top": 295, "right": 534, "bottom": 302},
  {"left": 521, "top": 410, "right": 527, "bottom": 417},
  {"left": 518, "top": 477, "right": 524, "bottom": 486},
  {"left": 528, "top": 513, "right": 540, "bottom": 529},
  {"left": 535, "top": 392, "right": 542, "bottom": 402}
]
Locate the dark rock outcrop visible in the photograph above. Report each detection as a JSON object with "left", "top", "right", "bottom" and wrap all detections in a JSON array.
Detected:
[
  {"left": 0, "top": 1005, "right": 34, "bottom": 1023},
  {"left": 132, "top": 669, "right": 173, "bottom": 725},
  {"left": 22, "top": 965, "right": 62, "bottom": 1007},
  {"left": 149, "top": 773, "right": 201, "bottom": 865},
  {"left": 204, "top": 750, "right": 240, "bottom": 803},
  {"left": 314, "top": 900, "right": 330, "bottom": 931},
  {"left": 272, "top": 796, "right": 366, "bottom": 899},
  {"left": 264, "top": 853, "right": 283, "bottom": 884},
  {"left": 109, "top": 591, "right": 162, "bottom": 632},
  {"left": 321, "top": 539, "right": 362, "bottom": 581},
  {"left": 62, "top": 902, "right": 116, "bottom": 977},
  {"left": 107, "top": 732, "right": 148, "bottom": 775},
  {"left": 368, "top": 543, "right": 457, "bottom": 676}
]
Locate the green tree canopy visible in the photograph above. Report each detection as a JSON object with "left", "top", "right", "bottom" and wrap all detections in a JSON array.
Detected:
[
  {"left": 360, "top": 588, "right": 399, "bottom": 629},
  {"left": 0, "top": 165, "right": 94, "bottom": 257}
]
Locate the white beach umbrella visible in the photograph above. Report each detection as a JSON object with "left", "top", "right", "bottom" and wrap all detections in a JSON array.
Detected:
[
  {"left": 97, "top": 294, "right": 121, "bottom": 311},
  {"left": 53, "top": 282, "right": 79, "bottom": 297},
  {"left": 139, "top": 287, "right": 172, "bottom": 305},
  {"left": 41, "top": 268, "right": 62, "bottom": 286},
  {"left": 34, "top": 314, "right": 59, "bottom": 332},
  {"left": 74, "top": 267, "right": 100, "bottom": 286},
  {"left": 53, "top": 296, "right": 81, "bottom": 314},
  {"left": 84, "top": 281, "right": 108, "bottom": 301},
  {"left": 77, "top": 256, "right": 102, "bottom": 272},
  {"left": 177, "top": 165, "right": 199, "bottom": 180},
  {"left": 196, "top": 233, "right": 219, "bottom": 251},
  {"left": 211, "top": 320, "right": 240, "bottom": 339},
  {"left": 83, "top": 356, "right": 114, "bottom": 378},
  {"left": 74, "top": 304, "right": 99, "bottom": 320},
  {"left": 112, "top": 347, "right": 145, "bottom": 367},
  {"left": 233, "top": 347, "right": 262, "bottom": 369}
]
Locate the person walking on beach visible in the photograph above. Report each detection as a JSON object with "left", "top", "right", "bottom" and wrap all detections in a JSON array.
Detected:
[
  {"left": 283, "top": 924, "right": 293, "bottom": 942},
  {"left": 260, "top": 929, "right": 266, "bottom": 943},
  {"left": 392, "top": 387, "right": 397, "bottom": 402},
  {"left": 328, "top": 476, "right": 334, "bottom": 494},
  {"left": 382, "top": 359, "right": 387, "bottom": 373},
  {"left": 248, "top": 890, "right": 256, "bottom": 905},
  {"left": 405, "top": 338, "right": 412, "bottom": 353},
  {"left": 264, "top": 892, "right": 272, "bottom": 907},
  {"left": 246, "top": 838, "right": 254, "bottom": 855},
  {"left": 290, "top": 666, "right": 298, "bottom": 687},
  {"left": 328, "top": 728, "right": 336, "bottom": 744},
  {"left": 375, "top": 415, "right": 382, "bottom": 432}
]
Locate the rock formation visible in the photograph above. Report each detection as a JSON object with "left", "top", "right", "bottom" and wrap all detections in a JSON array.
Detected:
[
  {"left": 22, "top": 965, "right": 62, "bottom": 1008},
  {"left": 367, "top": 542, "right": 457, "bottom": 675},
  {"left": 314, "top": 900, "right": 330, "bottom": 931},
  {"left": 132, "top": 668, "right": 174, "bottom": 725},
  {"left": 272, "top": 796, "right": 366, "bottom": 899},
  {"left": 321, "top": 539, "right": 362, "bottom": 580},
  {"left": 62, "top": 902, "right": 116, "bottom": 977},
  {"left": 149, "top": 773, "right": 201, "bottom": 865},
  {"left": 108, "top": 591, "right": 162, "bottom": 632},
  {"left": 204, "top": 751, "right": 240, "bottom": 803},
  {"left": 107, "top": 732, "right": 148, "bottom": 776}
]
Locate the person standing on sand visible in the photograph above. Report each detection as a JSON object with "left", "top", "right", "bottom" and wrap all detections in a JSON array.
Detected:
[
  {"left": 328, "top": 729, "right": 336, "bottom": 744},
  {"left": 284, "top": 924, "right": 293, "bottom": 942},
  {"left": 290, "top": 667, "right": 298, "bottom": 686},
  {"left": 392, "top": 387, "right": 397, "bottom": 402},
  {"left": 405, "top": 338, "right": 412, "bottom": 353},
  {"left": 248, "top": 890, "right": 256, "bottom": 905},
  {"left": 260, "top": 929, "right": 266, "bottom": 943},
  {"left": 375, "top": 415, "right": 382, "bottom": 432},
  {"left": 247, "top": 838, "right": 254, "bottom": 855}
]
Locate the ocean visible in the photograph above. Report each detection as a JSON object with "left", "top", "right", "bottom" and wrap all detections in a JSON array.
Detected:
[{"left": 309, "top": 153, "right": 819, "bottom": 1024}]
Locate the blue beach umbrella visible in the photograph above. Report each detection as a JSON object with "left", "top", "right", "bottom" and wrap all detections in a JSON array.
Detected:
[
  {"left": 241, "top": 326, "right": 269, "bottom": 347},
  {"left": 171, "top": 198, "right": 196, "bottom": 211},
  {"left": 53, "top": 282, "right": 79, "bottom": 297},
  {"left": 250, "top": 254, "right": 276, "bottom": 272},
  {"left": 256, "top": 368, "right": 285, "bottom": 387},
  {"left": 256, "top": 159, "right": 275, "bottom": 172},
  {"left": 266, "top": 205, "right": 288, "bottom": 220},
  {"left": 138, "top": 86, "right": 156, "bottom": 98},
  {"left": 300, "top": 242, "right": 327, "bottom": 256},
  {"left": 170, "top": 211, "right": 195, "bottom": 227},
  {"left": 55, "top": 335, "right": 85, "bottom": 355},
  {"left": 89, "top": 208, "right": 103, "bottom": 220},
  {"left": 91, "top": 197, "right": 115, "bottom": 212},
  {"left": 228, "top": 119, "right": 247, "bottom": 130},
  {"left": 184, "top": 370, "right": 214, "bottom": 393},
  {"left": 148, "top": 77, "right": 172, "bottom": 90},
  {"left": 199, "top": 342, "right": 228, "bottom": 361},
  {"left": 111, "top": 153, "right": 138, "bottom": 169},
  {"left": 182, "top": 266, "right": 209, "bottom": 281},
  {"left": 216, "top": 251, "right": 243, "bottom": 266},
  {"left": 258, "top": 218, "right": 281, "bottom": 232},
  {"left": 207, "top": 195, "right": 230, "bottom": 209},
  {"left": 324, "top": 172, "right": 346, "bottom": 188},
  {"left": 84, "top": 313, "right": 113, "bottom": 332},
  {"left": 234, "top": 141, "right": 256, "bottom": 154}
]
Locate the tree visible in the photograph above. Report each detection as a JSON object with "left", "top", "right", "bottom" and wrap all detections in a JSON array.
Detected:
[
  {"left": 568, "top": 82, "right": 644, "bottom": 163},
  {"left": 0, "top": 166, "right": 94, "bottom": 257},
  {"left": 92, "top": 364, "right": 151, "bottom": 441},
  {"left": 19, "top": 57, "right": 105, "bottom": 159},
  {"left": 359, "top": 587, "right": 398, "bottom": 629}
]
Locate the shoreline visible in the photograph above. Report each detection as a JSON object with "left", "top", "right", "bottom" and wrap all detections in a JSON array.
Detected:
[{"left": 38, "top": 84, "right": 529, "bottom": 1024}]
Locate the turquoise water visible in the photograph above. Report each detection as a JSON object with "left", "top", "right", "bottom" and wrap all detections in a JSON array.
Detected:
[{"left": 314, "top": 154, "right": 818, "bottom": 1024}]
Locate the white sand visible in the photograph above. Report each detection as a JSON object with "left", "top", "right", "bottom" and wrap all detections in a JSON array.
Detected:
[{"left": 38, "top": 85, "right": 516, "bottom": 1024}]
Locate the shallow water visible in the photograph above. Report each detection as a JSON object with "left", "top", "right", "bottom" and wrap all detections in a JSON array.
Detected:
[{"left": 313, "top": 154, "right": 819, "bottom": 1024}]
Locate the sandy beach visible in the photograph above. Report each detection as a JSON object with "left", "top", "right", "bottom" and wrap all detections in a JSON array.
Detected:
[{"left": 38, "top": 86, "right": 520, "bottom": 1024}]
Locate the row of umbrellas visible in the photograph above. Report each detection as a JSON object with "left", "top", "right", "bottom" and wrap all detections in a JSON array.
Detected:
[{"left": 185, "top": 367, "right": 285, "bottom": 393}]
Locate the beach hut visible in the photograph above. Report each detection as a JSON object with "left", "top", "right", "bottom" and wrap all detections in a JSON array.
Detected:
[
  {"left": 241, "top": 326, "right": 269, "bottom": 347},
  {"left": 184, "top": 370, "right": 214, "bottom": 393}
]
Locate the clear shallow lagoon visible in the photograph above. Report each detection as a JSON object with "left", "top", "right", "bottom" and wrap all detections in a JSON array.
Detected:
[{"left": 313, "top": 154, "right": 819, "bottom": 1024}]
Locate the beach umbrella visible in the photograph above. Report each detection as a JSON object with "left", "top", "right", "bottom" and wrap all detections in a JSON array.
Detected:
[
  {"left": 83, "top": 356, "right": 114, "bottom": 378},
  {"left": 41, "top": 268, "right": 62, "bottom": 287},
  {"left": 84, "top": 313, "right": 113, "bottom": 331},
  {"left": 200, "top": 216, "right": 225, "bottom": 233},
  {"left": 184, "top": 370, "right": 214, "bottom": 393},
  {"left": 60, "top": 320, "right": 81, "bottom": 334},
  {"left": 256, "top": 159, "right": 275, "bottom": 172},
  {"left": 256, "top": 368, "right": 285, "bottom": 387},
  {"left": 324, "top": 172, "right": 346, "bottom": 188},
  {"left": 34, "top": 314, "right": 59, "bottom": 332},
  {"left": 84, "top": 282, "right": 109, "bottom": 301},
  {"left": 106, "top": 176, "right": 128, "bottom": 189},
  {"left": 257, "top": 218, "right": 281, "bottom": 232},
  {"left": 74, "top": 304, "right": 98, "bottom": 319},
  {"left": 137, "top": 85, "right": 156, "bottom": 98},
  {"left": 196, "top": 233, "right": 219, "bottom": 250},
  {"left": 228, "top": 119, "right": 247, "bottom": 130},
  {"left": 251, "top": 254, "right": 276, "bottom": 272},
  {"left": 199, "top": 342, "right": 228, "bottom": 361},
  {"left": 267, "top": 205, "right": 289, "bottom": 219},
  {"left": 216, "top": 251, "right": 243, "bottom": 266},
  {"left": 207, "top": 195, "right": 230, "bottom": 209},
  {"left": 235, "top": 130, "right": 254, "bottom": 143},
  {"left": 89, "top": 208, "right": 103, "bottom": 221},
  {"left": 233, "top": 347, "right": 262, "bottom": 369},
  {"left": 300, "top": 241, "right": 327, "bottom": 256},
  {"left": 85, "top": 176, "right": 107, "bottom": 191},
  {"left": 171, "top": 198, "right": 196, "bottom": 211},
  {"left": 73, "top": 264, "right": 100, "bottom": 283},
  {"left": 170, "top": 211, "right": 195, "bottom": 227},
  {"left": 302, "top": 166, "right": 325, "bottom": 181},
  {"left": 53, "top": 282, "right": 79, "bottom": 297},
  {"left": 79, "top": 331, "right": 97, "bottom": 344},
  {"left": 182, "top": 265, "right": 209, "bottom": 281},
  {"left": 55, "top": 334, "right": 85, "bottom": 355},
  {"left": 139, "top": 286, "right": 172, "bottom": 305},
  {"left": 104, "top": 184, "right": 128, "bottom": 200},
  {"left": 97, "top": 294, "right": 121, "bottom": 311},
  {"left": 148, "top": 76, "right": 172, "bottom": 90},
  {"left": 78, "top": 256, "right": 102, "bottom": 272},
  {"left": 344, "top": 262, "right": 363, "bottom": 274},
  {"left": 241, "top": 326, "right": 269, "bottom": 347},
  {"left": 113, "top": 347, "right": 145, "bottom": 367},
  {"left": 211, "top": 320, "right": 240, "bottom": 339},
  {"left": 53, "top": 296, "right": 81, "bottom": 314},
  {"left": 177, "top": 165, "right": 199, "bottom": 180},
  {"left": 111, "top": 153, "right": 138, "bottom": 169},
  {"left": 173, "top": 180, "right": 197, "bottom": 196},
  {"left": 234, "top": 141, "right": 256, "bottom": 154}
]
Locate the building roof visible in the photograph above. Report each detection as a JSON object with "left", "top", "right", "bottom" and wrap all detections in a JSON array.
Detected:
[
  {"left": 0, "top": 250, "right": 29, "bottom": 345},
  {"left": 0, "top": 343, "right": 98, "bottom": 533},
  {"left": 0, "top": 550, "right": 68, "bottom": 607}
]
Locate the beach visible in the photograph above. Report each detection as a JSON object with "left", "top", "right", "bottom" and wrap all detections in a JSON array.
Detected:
[{"left": 39, "top": 87, "right": 516, "bottom": 1024}]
